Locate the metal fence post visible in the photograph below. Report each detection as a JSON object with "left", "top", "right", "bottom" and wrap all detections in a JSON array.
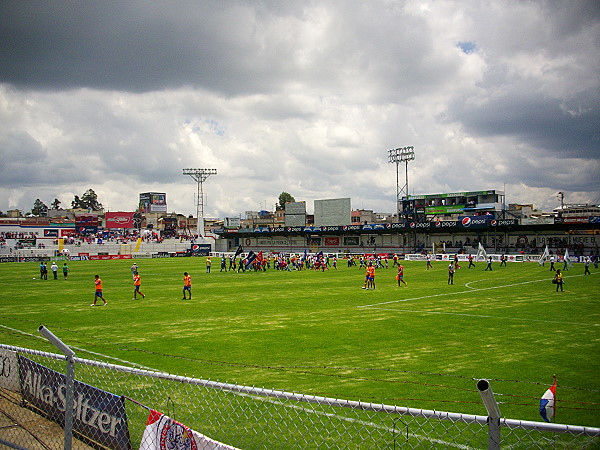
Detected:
[
  {"left": 477, "top": 379, "right": 501, "bottom": 450},
  {"left": 38, "top": 326, "right": 75, "bottom": 450}
]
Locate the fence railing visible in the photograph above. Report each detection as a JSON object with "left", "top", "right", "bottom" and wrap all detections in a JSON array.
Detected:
[{"left": 1, "top": 343, "right": 599, "bottom": 449}]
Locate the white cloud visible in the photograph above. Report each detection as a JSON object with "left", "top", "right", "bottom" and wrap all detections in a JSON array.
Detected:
[{"left": 0, "top": 1, "right": 598, "bottom": 216}]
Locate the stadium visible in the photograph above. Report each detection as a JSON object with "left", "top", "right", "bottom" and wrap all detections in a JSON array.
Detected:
[{"left": 1, "top": 187, "right": 599, "bottom": 449}]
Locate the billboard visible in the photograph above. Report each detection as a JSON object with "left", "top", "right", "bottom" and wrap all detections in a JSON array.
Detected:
[
  {"left": 105, "top": 212, "right": 135, "bottom": 229},
  {"left": 18, "top": 356, "right": 131, "bottom": 450},
  {"left": 139, "top": 192, "right": 167, "bottom": 213},
  {"left": 314, "top": 198, "right": 351, "bottom": 227},
  {"left": 224, "top": 217, "right": 241, "bottom": 229}
]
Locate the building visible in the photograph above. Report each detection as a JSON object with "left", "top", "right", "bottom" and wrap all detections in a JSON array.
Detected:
[{"left": 402, "top": 190, "right": 505, "bottom": 221}]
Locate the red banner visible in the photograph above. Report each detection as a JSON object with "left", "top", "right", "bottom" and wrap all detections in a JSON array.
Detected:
[
  {"left": 324, "top": 237, "right": 340, "bottom": 246},
  {"left": 105, "top": 212, "right": 134, "bottom": 229},
  {"left": 89, "top": 254, "right": 132, "bottom": 260}
]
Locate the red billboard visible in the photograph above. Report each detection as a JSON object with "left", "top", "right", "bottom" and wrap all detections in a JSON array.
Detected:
[{"left": 105, "top": 212, "right": 135, "bottom": 229}]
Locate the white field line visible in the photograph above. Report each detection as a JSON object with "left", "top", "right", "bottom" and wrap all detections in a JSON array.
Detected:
[
  {"left": 0, "top": 324, "right": 157, "bottom": 370},
  {"left": 3, "top": 324, "right": 472, "bottom": 448},
  {"left": 359, "top": 273, "right": 592, "bottom": 309},
  {"left": 361, "top": 307, "right": 590, "bottom": 326},
  {"left": 233, "top": 391, "right": 475, "bottom": 450}
]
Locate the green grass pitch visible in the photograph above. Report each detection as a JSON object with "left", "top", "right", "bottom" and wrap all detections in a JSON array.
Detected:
[{"left": 0, "top": 257, "right": 598, "bottom": 427}]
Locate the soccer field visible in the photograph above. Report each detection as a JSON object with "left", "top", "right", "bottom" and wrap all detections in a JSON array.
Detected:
[{"left": 0, "top": 257, "right": 598, "bottom": 427}]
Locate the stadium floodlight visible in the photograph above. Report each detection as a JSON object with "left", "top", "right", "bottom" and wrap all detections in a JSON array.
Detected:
[
  {"left": 183, "top": 168, "right": 217, "bottom": 238},
  {"left": 388, "top": 146, "right": 415, "bottom": 220}
]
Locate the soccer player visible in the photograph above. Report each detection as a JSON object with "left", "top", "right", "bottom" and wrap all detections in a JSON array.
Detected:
[
  {"left": 426, "top": 254, "right": 433, "bottom": 270},
  {"left": 453, "top": 254, "right": 461, "bottom": 270},
  {"left": 362, "top": 262, "right": 375, "bottom": 290},
  {"left": 467, "top": 254, "right": 475, "bottom": 269},
  {"left": 448, "top": 263, "right": 455, "bottom": 285},
  {"left": 584, "top": 256, "right": 591, "bottom": 275},
  {"left": 182, "top": 272, "right": 192, "bottom": 300},
  {"left": 549, "top": 255, "right": 556, "bottom": 271},
  {"left": 62, "top": 263, "right": 69, "bottom": 280},
  {"left": 396, "top": 264, "right": 408, "bottom": 287},
  {"left": 50, "top": 262, "right": 58, "bottom": 279},
  {"left": 500, "top": 254, "right": 507, "bottom": 266},
  {"left": 91, "top": 275, "right": 107, "bottom": 306},
  {"left": 485, "top": 256, "right": 493, "bottom": 271},
  {"left": 206, "top": 257, "right": 212, "bottom": 273},
  {"left": 131, "top": 262, "right": 138, "bottom": 279},
  {"left": 133, "top": 272, "right": 146, "bottom": 299}
]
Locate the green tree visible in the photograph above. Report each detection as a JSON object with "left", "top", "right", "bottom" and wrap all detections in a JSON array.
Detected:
[
  {"left": 277, "top": 192, "right": 295, "bottom": 210},
  {"left": 81, "top": 189, "right": 102, "bottom": 210},
  {"left": 71, "top": 195, "right": 84, "bottom": 209},
  {"left": 72, "top": 189, "right": 103, "bottom": 211},
  {"left": 31, "top": 199, "right": 48, "bottom": 216},
  {"left": 51, "top": 198, "right": 61, "bottom": 210}
]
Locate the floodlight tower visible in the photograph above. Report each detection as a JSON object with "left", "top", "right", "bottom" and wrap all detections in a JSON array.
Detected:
[
  {"left": 388, "top": 146, "right": 415, "bottom": 220},
  {"left": 183, "top": 168, "right": 217, "bottom": 239}
]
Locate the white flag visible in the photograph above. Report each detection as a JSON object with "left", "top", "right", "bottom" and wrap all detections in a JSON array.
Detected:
[
  {"left": 475, "top": 242, "right": 488, "bottom": 262},
  {"left": 563, "top": 248, "right": 573, "bottom": 269},
  {"left": 538, "top": 245, "right": 550, "bottom": 265},
  {"left": 140, "top": 410, "right": 238, "bottom": 450}
]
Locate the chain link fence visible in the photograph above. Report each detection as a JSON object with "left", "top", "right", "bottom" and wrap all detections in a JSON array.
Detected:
[{"left": 1, "top": 344, "right": 599, "bottom": 449}]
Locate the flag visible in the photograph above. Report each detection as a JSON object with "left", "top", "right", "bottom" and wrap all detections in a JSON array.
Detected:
[
  {"left": 139, "top": 409, "right": 238, "bottom": 450},
  {"left": 233, "top": 245, "right": 243, "bottom": 259},
  {"left": 245, "top": 250, "right": 257, "bottom": 269},
  {"left": 539, "top": 378, "right": 557, "bottom": 423},
  {"left": 475, "top": 242, "right": 488, "bottom": 262},
  {"left": 302, "top": 249, "right": 308, "bottom": 261},
  {"left": 256, "top": 251, "right": 264, "bottom": 262},
  {"left": 538, "top": 245, "right": 550, "bottom": 266},
  {"left": 563, "top": 248, "right": 573, "bottom": 269}
]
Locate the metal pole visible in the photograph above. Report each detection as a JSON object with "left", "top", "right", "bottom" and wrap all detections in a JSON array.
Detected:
[
  {"left": 38, "top": 326, "right": 75, "bottom": 450},
  {"left": 477, "top": 379, "right": 501, "bottom": 450}
]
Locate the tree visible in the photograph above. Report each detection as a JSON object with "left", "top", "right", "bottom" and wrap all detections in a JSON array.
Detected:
[
  {"left": 71, "top": 195, "right": 84, "bottom": 209},
  {"left": 31, "top": 199, "right": 48, "bottom": 216},
  {"left": 51, "top": 198, "right": 61, "bottom": 210},
  {"left": 81, "top": 189, "right": 103, "bottom": 211},
  {"left": 71, "top": 189, "right": 103, "bottom": 211},
  {"left": 277, "top": 192, "right": 295, "bottom": 210}
]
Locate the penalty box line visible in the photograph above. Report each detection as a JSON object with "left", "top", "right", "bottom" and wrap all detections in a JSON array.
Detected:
[{"left": 358, "top": 273, "right": 593, "bottom": 309}]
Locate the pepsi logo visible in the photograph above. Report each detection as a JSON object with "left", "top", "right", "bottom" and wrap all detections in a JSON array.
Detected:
[{"left": 462, "top": 217, "right": 471, "bottom": 226}]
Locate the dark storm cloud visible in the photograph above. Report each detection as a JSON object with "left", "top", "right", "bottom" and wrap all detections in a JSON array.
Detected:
[
  {"left": 446, "top": 87, "right": 600, "bottom": 159},
  {"left": 0, "top": 1, "right": 296, "bottom": 94}
]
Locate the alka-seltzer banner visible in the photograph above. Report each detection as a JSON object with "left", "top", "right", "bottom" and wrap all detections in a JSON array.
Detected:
[
  {"left": 140, "top": 409, "right": 238, "bottom": 450},
  {"left": 18, "top": 355, "right": 131, "bottom": 450},
  {"left": 0, "top": 348, "right": 21, "bottom": 393},
  {"left": 105, "top": 211, "right": 135, "bottom": 229}
]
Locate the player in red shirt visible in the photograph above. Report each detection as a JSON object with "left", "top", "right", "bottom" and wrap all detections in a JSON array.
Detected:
[{"left": 396, "top": 264, "right": 408, "bottom": 287}]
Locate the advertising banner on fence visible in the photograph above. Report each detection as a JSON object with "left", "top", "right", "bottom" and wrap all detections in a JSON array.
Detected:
[
  {"left": 0, "top": 349, "right": 20, "bottom": 392},
  {"left": 105, "top": 212, "right": 135, "bottom": 229},
  {"left": 18, "top": 356, "right": 131, "bottom": 450},
  {"left": 191, "top": 244, "right": 211, "bottom": 256},
  {"left": 140, "top": 409, "right": 238, "bottom": 450}
]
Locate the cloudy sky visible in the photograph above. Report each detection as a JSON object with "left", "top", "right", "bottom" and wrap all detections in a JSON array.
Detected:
[{"left": 1, "top": 0, "right": 599, "bottom": 218}]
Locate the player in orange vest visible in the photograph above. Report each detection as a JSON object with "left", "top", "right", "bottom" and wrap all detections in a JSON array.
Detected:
[
  {"left": 133, "top": 273, "right": 146, "bottom": 299},
  {"left": 182, "top": 272, "right": 192, "bottom": 300},
  {"left": 91, "top": 275, "right": 107, "bottom": 306}
]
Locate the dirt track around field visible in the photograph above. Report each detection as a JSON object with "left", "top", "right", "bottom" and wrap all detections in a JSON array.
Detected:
[{"left": 0, "top": 388, "right": 94, "bottom": 450}]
